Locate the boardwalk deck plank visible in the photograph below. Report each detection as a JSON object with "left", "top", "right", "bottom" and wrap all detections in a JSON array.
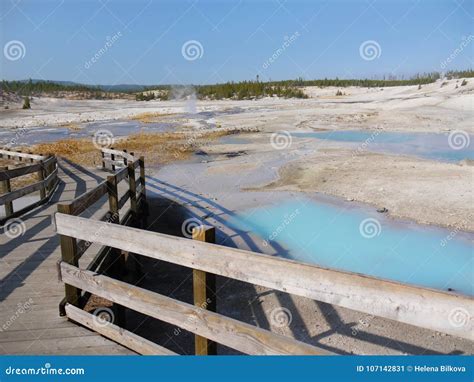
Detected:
[{"left": 0, "top": 158, "right": 132, "bottom": 355}]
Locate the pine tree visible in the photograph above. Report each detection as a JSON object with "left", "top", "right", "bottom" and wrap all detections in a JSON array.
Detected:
[{"left": 22, "top": 96, "right": 31, "bottom": 109}]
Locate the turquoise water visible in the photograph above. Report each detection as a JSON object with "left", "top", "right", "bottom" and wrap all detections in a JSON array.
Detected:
[
  {"left": 294, "top": 131, "right": 474, "bottom": 162},
  {"left": 229, "top": 199, "right": 473, "bottom": 296}
]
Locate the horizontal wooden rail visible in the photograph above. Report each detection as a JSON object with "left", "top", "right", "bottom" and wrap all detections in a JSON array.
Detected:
[
  {"left": 0, "top": 148, "right": 47, "bottom": 161},
  {"left": 101, "top": 148, "right": 135, "bottom": 172},
  {"left": 0, "top": 156, "right": 55, "bottom": 182},
  {"left": 101, "top": 148, "right": 135, "bottom": 162},
  {"left": 65, "top": 304, "right": 176, "bottom": 355},
  {"left": 64, "top": 182, "right": 108, "bottom": 216},
  {"left": 54, "top": 212, "right": 474, "bottom": 341},
  {"left": 0, "top": 166, "right": 58, "bottom": 205},
  {"left": 1, "top": 152, "right": 58, "bottom": 224},
  {"left": 59, "top": 262, "right": 327, "bottom": 355}
]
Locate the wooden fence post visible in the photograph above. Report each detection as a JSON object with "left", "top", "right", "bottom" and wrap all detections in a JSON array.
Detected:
[
  {"left": 127, "top": 162, "right": 142, "bottom": 277},
  {"left": 127, "top": 163, "right": 138, "bottom": 222},
  {"left": 101, "top": 150, "right": 106, "bottom": 170},
  {"left": 192, "top": 225, "right": 217, "bottom": 355},
  {"left": 123, "top": 149, "right": 128, "bottom": 166},
  {"left": 45, "top": 154, "right": 54, "bottom": 193},
  {"left": 57, "top": 203, "right": 81, "bottom": 315},
  {"left": 0, "top": 166, "right": 14, "bottom": 218},
  {"left": 38, "top": 160, "right": 46, "bottom": 200},
  {"left": 138, "top": 156, "right": 146, "bottom": 203},
  {"left": 106, "top": 174, "right": 126, "bottom": 326},
  {"left": 110, "top": 148, "right": 116, "bottom": 172},
  {"left": 138, "top": 156, "right": 147, "bottom": 218}
]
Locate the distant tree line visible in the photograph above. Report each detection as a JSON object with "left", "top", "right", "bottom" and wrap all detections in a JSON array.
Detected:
[
  {"left": 270, "top": 72, "right": 443, "bottom": 88},
  {"left": 445, "top": 69, "right": 474, "bottom": 79},
  {"left": 2, "top": 69, "right": 472, "bottom": 101},
  {"left": 196, "top": 81, "right": 308, "bottom": 100},
  {"left": 1, "top": 79, "right": 96, "bottom": 95}
]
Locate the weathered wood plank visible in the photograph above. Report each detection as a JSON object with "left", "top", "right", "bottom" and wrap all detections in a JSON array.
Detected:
[
  {"left": 65, "top": 304, "right": 177, "bottom": 355},
  {"left": 0, "top": 167, "right": 57, "bottom": 205},
  {"left": 0, "top": 163, "right": 42, "bottom": 181},
  {"left": 54, "top": 213, "right": 474, "bottom": 341},
  {"left": 0, "top": 179, "right": 43, "bottom": 204},
  {"left": 115, "top": 166, "right": 129, "bottom": 182},
  {"left": 0, "top": 166, "right": 13, "bottom": 216},
  {"left": 60, "top": 262, "right": 328, "bottom": 355},
  {"left": 193, "top": 225, "right": 217, "bottom": 355},
  {"left": 0, "top": 149, "right": 46, "bottom": 161},
  {"left": 65, "top": 181, "right": 108, "bottom": 216},
  {"left": 57, "top": 205, "right": 81, "bottom": 309},
  {"left": 117, "top": 191, "right": 130, "bottom": 210},
  {"left": 101, "top": 148, "right": 134, "bottom": 162},
  {"left": 0, "top": 333, "right": 126, "bottom": 354}
]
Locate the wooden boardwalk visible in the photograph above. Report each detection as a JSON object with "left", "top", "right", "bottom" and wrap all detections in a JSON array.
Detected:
[{"left": 0, "top": 158, "right": 133, "bottom": 355}]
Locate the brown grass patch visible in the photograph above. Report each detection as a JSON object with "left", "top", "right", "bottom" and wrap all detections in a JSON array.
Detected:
[
  {"left": 28, "top": 129, "right": 241, "bottom": 168},
  {"left": 130, "top": 112, "right": 174, "bottom": 123}
]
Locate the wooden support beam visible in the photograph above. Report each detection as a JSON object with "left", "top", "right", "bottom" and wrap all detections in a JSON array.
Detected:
[
  {"left": 127, "top": 163, "right": 138, "bottom": 221},
  {"left": 101, "top": 150, "right": 106, "bottom": 170},
  {"left": 57, "top": 204, "right": 81, "bottom": 315},
  {"left": 0, "top": 166, "right": 13, "bottom": 218},
  {"left": 38, "top": 160, "right": 46, "bottom": 200},
  {"left": 138, "top": 156, "right": 147, "bottom": 220},
  {"left": 59, "top": 262, "right": 328, "bottom": 355},
  {"left": 65, "top": 304, "right": 177, "bottom": 355},
  {"left": 110, "top": 148, "right": 116, "bottom": 172},
  {"left": 106, "top": 174, "right": 126, "bottom": 326},
  {"left": 192, "top": 225, "right": 217, "bottom": 355}
]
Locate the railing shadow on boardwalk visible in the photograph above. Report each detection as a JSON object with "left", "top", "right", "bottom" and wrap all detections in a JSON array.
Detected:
[
  {"left": 136, "top": 176, "right": 462, "bottom": 355},
  {"left": 0, "top": 159, "right": 109, "bottom": 303}
]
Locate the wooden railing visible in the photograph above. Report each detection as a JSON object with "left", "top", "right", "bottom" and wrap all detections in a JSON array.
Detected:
[
  {"left": 0, "top": 149, "right": 59, "bottom": 224},
  {"left": 56, "top": 152, "right": 147, "bottom": 317},
  {"left": 54, "top": 200, "right": 473, "bottom": 354},
  {"left": 101, "top": 148, "right": 135, "bottom": 172}
]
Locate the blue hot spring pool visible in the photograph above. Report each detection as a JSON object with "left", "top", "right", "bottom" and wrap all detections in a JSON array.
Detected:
[
  {"left": 229, "top": 198, "right": 473, "bottom": 296},
  {"left": 293, "top": 130, "right": 474, "bottom": 162}
]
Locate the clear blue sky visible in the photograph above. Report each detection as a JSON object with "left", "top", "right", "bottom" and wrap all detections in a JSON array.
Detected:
[{"left": 1, "top": 0, "right": 472, "bottom": 85}]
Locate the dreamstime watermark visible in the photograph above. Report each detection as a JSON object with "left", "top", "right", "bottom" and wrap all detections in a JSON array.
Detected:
[
  {"left": 0, "top": 298, "right": 33, "bottom": 332},
  {"left": 3, "top": 40, "right": 26, "bottom": 61},
  {"left": 82, "top": 212, "right": 119, "bottom": 249},
  {"left": 262, "top": 208, "right": 300, "bottom": 247},
  {"left": 448, "top": 307, "right": 470, "bottom": 328},
  {"left": 440, "top": 35, "right": 474, "bottom": 70},
  {"left": 4, "top": 218, "right": 27, "bottom": 239},
  {"left": 92, "top": 307, "right": 115, "bottom": 327},
  {"left": 270, "top": 130, "right": 292, "bottom": 150},
  {"left": 181, "top": 217, "right": 203, "bottom": 238},
  {"left": 352, "top": 314, "right": 375, "bottom": 336},
  {"left": 269, "top": 307, "right": 293, "bottom": 328},
  {"left": 173, "top": 298, "right": 212, "bottom": 336},
  {"left": 440, "top": 214, "right": 472, "bottom": 248},
  {"left": 92, "top": 129, "right": 115, "bottom": 149},
  {"left": 181, "top": 40, "right": 204, "bottom": 61},
  {"left": 84, "top": 31, "right": 122, "bottom": 69},
  {"left": 351, "top": 127, "right": 384, "bottom": 157},
  {"left": 262, "top": 31, "right": 300, "bottom": 70},
  {"left": 448, "top": 130, "right": 470, "bottom": 150},
  {"left": 359, "top": 218, "right": 381, "bottom": 239},
  {"left": 5, "top": 363, "right": 85, "bottom": 376},
  {"left": 7, "top": 127, "right": 28, "bottom": 147},
  {"left": 359, "top": 40, "right": 381, "bottom": 61}
]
